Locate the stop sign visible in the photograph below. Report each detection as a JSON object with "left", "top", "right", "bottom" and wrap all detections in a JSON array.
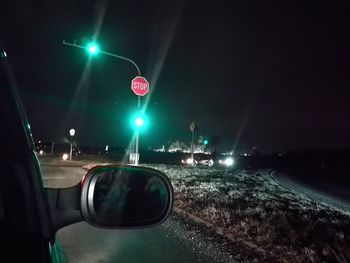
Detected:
[{"left": 131, "top": 76, "right": 149, "bottom": 96}]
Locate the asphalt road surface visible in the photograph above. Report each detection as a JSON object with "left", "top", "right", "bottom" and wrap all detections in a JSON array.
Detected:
[{"left": 40, "top": 161, "right": 235, "bottom": 263}]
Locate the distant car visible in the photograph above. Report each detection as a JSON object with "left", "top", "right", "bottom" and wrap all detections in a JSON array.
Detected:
[
  {"left": 181, "top": 154, "right": 214, "bottom": 167},
  {"left": 197, "top": 158, "right": 214, "bottom": 167}
]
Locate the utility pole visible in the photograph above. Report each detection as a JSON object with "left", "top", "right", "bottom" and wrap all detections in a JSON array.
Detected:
[{"left": 190, "top": 122, "right": 196, "bottom": 163}]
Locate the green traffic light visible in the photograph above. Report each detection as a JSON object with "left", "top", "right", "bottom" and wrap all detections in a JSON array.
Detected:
[
  {"left": 135, "top": 117, "right": 144, "bottom": 127},
  {"left": 130, "top": 111, "right": 149, "bottom": 130},
  {"left": 86, "top": 42, "right": 99, "bottom": 55},
  {"left": 204, "top": 139, "right": 208, "bottom": 145}
]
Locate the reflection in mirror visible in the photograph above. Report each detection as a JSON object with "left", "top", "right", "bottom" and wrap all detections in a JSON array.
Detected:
[{"left": 88, "top": 167, "right": 170, "bottom": 227}]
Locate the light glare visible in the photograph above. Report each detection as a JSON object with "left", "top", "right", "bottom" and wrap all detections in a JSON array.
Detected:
[
  {"left": 135, "top": 117, "right": 144, "bottom": 127},
  {"left": 69, "top": 129, "right": 76, "bottom": 136},
  {"left": 87, "top": 42, "right": 99, "bottom": 55},
  {"left": 186, "top": 158, "right": 194, "bottom": 164},
  {"left": 224, "top": 157, "right": 234, "bottom": 166},
  {"left": 62, "top": 153, "right": 69, "bottom": 160},
  {"left": 89, "top": 46, "right": 97, "bottom": 53}
]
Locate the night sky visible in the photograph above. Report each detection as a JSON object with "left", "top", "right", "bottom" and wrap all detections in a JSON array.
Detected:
[{"left": 1, "top": 0, "right": 350, "bottom": 153}]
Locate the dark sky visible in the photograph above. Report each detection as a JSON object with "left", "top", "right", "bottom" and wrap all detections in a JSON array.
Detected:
[{"left": 1, "top": 0, "right": 350, "bottom": 153}]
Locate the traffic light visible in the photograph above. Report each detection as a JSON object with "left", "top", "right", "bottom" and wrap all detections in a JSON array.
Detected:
[
  {"left": 203, "top": 139, "right": 209, "bottom": 145},
  {"left": 130, "top": 111, "right": 148, "bottom": 130},
  {"left": 86, "top": 42, "right": 99, "bottom": 55},
  {"left": 135, "top": 117, "right": 144, "bottom": 127}
]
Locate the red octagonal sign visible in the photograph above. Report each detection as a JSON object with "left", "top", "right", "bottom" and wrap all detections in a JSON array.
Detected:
[{"left": 131, "top": 76, "right": 149, "bottom": 96}]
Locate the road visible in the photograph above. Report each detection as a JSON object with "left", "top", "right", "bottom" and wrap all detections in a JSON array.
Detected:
[
  {"left": 272, "top": 170, "right": 350, "bottom": 213},
  {"left": 41, "top": 162, "right": 86, "bottom": 188},
  {"left": 40, "top": 161, "right": 235, "bottom": 263}
]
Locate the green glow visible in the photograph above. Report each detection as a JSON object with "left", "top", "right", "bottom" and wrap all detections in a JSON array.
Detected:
[
  {"left": 135, "top": 117, "right": 144, "bottom": 127},
  {"left": 130, "top": 111, "right": 149, "bottom": 131},
  {"left": 204, "top": 139, "right": 208, "bottom": 145},
  {"left": 86, "top": 42, "right": 99, "bottom": 55}
]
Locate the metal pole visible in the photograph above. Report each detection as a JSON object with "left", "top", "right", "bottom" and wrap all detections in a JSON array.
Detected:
[
  {"left": 101, "top": 50, "right": 141, "bottom": 76},
  {"left": 69, "top": 143, "right": 73, "bottom": 161},
  {"left": 191, "top": 130, "right": 194, "bottom": 162},
  {"left": 62, "top": 40, "right": 141, "bottom": 76},
  {"left": 135, "top": 131, "right": 139, "bottom": 165},
  {"left": 135, "top": 95, "right": 141, "bottom": 165}
]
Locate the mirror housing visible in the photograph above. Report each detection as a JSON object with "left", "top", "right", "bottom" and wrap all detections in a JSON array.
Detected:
[{"left": 80, "top": 165, "right": 174, "bottom": 228}]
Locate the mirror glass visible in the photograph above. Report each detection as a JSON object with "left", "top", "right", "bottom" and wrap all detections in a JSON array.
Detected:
[{"left": 86, "top": 166, "right": 171, "bottom": 227}]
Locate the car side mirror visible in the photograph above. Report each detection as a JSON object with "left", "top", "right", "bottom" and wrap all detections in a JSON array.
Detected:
[
  {"left": 80, "top": 165, "right": 174, "bottom": 228},
  {"left": 47, "top": 165, "right": 174, "bottom": 233}
]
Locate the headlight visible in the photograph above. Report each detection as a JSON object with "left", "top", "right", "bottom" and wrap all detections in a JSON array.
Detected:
[
  {"left": 186, "top": 158, "right": 194, "bottom": 164},
  {"left": 62, "top": 153, "right": 69, "bottom": 160},
  {"left": 224, "top": 157, "right": 234, "bottom": 166}
]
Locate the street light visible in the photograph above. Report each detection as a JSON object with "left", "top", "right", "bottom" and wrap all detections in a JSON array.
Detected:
[{"left": 69, "top": 128, "right": 75, "bottom": 161}]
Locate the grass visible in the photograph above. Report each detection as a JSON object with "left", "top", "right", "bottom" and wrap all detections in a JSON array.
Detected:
[{"left": 147, "top": 165, "right": 350, "bottom": 262}]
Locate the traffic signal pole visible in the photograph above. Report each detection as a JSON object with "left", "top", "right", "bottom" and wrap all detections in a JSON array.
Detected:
[
  {"left": 135, "top": 95, "right": 141, "bottom": 165},
  {"left": 63, "top": 40, "right": 143, "bottom": 165},
  {"left": 191, "top": 130, "right": 194, "bottom": 162},
  {"left": 189, "top": 122, "right": 196, "bottom": 164},
  {"left": 62, "top": 40, "right": 141, "bottom": 75}
]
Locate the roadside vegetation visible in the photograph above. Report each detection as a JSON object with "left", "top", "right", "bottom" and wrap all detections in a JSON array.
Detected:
[{"left": 149, "top": 165, "right": 350, "bottom": 262}]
